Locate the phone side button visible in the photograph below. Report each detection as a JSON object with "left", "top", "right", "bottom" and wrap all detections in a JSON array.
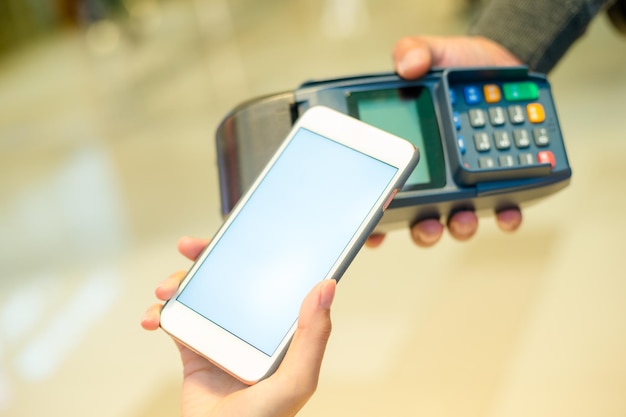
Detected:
[{"left": 383, "top": 189, "right": 399, "bottom": 211}]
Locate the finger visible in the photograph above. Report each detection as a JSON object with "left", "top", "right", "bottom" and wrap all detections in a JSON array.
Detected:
[
  {"left": 272, "top": 279, "right": 336, "bottom": 402},
  {"left": 155, "top": 270, "right": 187, "bottom": 301},
  {"left": 496, "top": 207, "right": 523, "bottom": 232},
  {"left": 410, "top": 218, "right": 444, "bottom": 247},
  {"left": 177, "top": 236, "right": 210, "bottom": 261},
  {"left": 392, "top": 36, "right": 433, "bottom": 79},
  {"left": 394, "top": 35, "right": 523, "bottom": 81},
  {"left": 365, "top": 233, "right": 386, "bottom": 248},
  {"left": 447, "top": 211, "right": 479, "bottom": 241},
  {"left": 141, "top": 303, "right": 164, "bottom": 331}
]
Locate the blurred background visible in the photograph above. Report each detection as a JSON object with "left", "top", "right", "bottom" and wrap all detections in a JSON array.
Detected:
[{"left": 1, "top": 1, "right": 625, "bottom": 416}]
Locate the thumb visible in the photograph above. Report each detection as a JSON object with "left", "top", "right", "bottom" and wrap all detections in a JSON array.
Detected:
[
  {"left": 271, "top": 279, "right": 336, "bottom": 400},
  {"left": 393, "top": 35, "right": 523, "bottom": 80},
  {"left": 393, "top": 36, "right": 433, "bottom": 79}
]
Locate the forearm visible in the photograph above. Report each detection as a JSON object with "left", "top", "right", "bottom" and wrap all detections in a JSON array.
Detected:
[{"left": 469, "top": 0, "right": 615, "bottom": 72}]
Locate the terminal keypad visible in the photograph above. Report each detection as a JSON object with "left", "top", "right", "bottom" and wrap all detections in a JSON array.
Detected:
[{"left": 452, "top": 81, "right": 557, "bottom": 173}]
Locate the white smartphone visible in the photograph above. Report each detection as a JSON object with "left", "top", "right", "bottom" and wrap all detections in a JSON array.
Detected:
[{"left": 160, "top": 106, "right": 419, "bottom": 384}]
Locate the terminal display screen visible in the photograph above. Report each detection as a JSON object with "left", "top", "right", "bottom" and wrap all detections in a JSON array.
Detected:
[{"left": 347, "top": 87, "right": 446, "bottom": 191}]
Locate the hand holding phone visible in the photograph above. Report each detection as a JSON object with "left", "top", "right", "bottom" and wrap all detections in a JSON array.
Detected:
[
  {"left": 160, "top": 106, "right": 418, "bottom": 384},
  {"left": 141, "top": 236, "right": 337, "bottom": 417}
]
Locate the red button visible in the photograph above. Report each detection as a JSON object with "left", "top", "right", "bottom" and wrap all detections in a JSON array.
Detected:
[{"left": 537, "top": 151, "right": 556, "bottom": 169}]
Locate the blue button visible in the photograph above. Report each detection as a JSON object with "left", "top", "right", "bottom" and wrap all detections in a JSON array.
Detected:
[
  {"left": 453, "top": 111, "right": 461, "bottom": 131},
  {"left": 464, "top": 86, "right": 481, "bottom": 105},
  {"left": 449, "top": 89, "right": 457, "bottom": 106},
  {"left": 457, "top": 135, "right": 466, "bottom": 155}
]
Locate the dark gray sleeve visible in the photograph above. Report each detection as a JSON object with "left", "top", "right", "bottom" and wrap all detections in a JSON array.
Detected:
[
  {"left": 468, "top": 0, "right": 615, "bottom": 73},
  {"left": 608, "top": 0, "right": 626, "bottom": 33}
]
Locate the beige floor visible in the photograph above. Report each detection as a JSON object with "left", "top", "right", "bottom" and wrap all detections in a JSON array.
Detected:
[{"left": 1, "top": 1, "right": 626, "bottom": 416}]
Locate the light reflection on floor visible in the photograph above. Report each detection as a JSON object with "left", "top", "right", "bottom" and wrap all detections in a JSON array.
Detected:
[{"left": 14, "top": 268, "right": 121, "bottom": 382}]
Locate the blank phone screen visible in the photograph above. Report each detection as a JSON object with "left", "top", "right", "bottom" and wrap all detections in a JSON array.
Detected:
[{"left": 177, "top": 128, "right": 398, "bottom": 356}]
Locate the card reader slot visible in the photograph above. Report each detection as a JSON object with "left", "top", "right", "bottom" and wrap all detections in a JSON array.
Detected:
[
  {"left": 475, "top": 169, "right": 570, "bottom": 196},
  {"left": 455, "top": 162, "right": 552, "bottom": 186}
]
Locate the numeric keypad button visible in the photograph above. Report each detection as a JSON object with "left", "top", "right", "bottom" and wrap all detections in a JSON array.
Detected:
[
  {"left": 469, "top": 109, "right": 486, "bottom": 127},
  {"left": 473, "top": 132, "right": 491, "bottom": 152},
  {"left": 498, "top": 155, "right": 515, "bottom": 167},
  {"left": 489, "top": 107, "right": 506, "bottom": 126},
  {"left": 518, "top": 153, "right": 535, "bottom": 165},
  {"left": 493, "top": 131, "right": 511, "bottom": 150},
  {"left": 533, "top": 128, "right": 550, "bottom": 147},
  {"left": 479, "top": 157, "right": 495, "bottom": 168},
  {"left": 513, "top": 129, "right": 531, "bottom": 148},
  {"left": 508, "top": 105, "right": 525, "bottom": 124}
]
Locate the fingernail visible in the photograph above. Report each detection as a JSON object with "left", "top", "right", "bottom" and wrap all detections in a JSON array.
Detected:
[
  {"left": 450, "top": 222, "right": 472, "bottom": 235},
  {"left": 416, "top": 229, "right": 439, "bottom": 245},
  {"left": 320, "top": 280, "right": 336, "bottom": 310},
  {"left": 497, "top": 210, "right": 522, "bottom": 232},
  {"left": 398, "top": 48, "right": 425, "bottom": 77},
  {"left": 412, "top": 221, "right": 442, "bottom": 245},
  {"left": 452, "top": 215, "right": 479, "bottom": 236}
]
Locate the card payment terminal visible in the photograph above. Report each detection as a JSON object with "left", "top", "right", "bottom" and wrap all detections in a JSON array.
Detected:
[{"left": 215, "top": 67, "right": 571, "bottom": 231}]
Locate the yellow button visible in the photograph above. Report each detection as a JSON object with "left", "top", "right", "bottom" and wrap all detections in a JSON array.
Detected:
[
  {"left": 483, "top": 84, "right": 501, "bottom": 103},
  {"left": 527, "top": 103, "right": 545, "bottom": 123}
]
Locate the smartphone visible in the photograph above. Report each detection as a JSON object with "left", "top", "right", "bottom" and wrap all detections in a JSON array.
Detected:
[{"left": 160, "top": 106, "right": 419, "bottom": 384}]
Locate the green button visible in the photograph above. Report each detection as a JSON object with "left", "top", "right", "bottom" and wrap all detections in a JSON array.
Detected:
[{"left": 503, "top": 82, "right": 539, "bottom": 101}]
